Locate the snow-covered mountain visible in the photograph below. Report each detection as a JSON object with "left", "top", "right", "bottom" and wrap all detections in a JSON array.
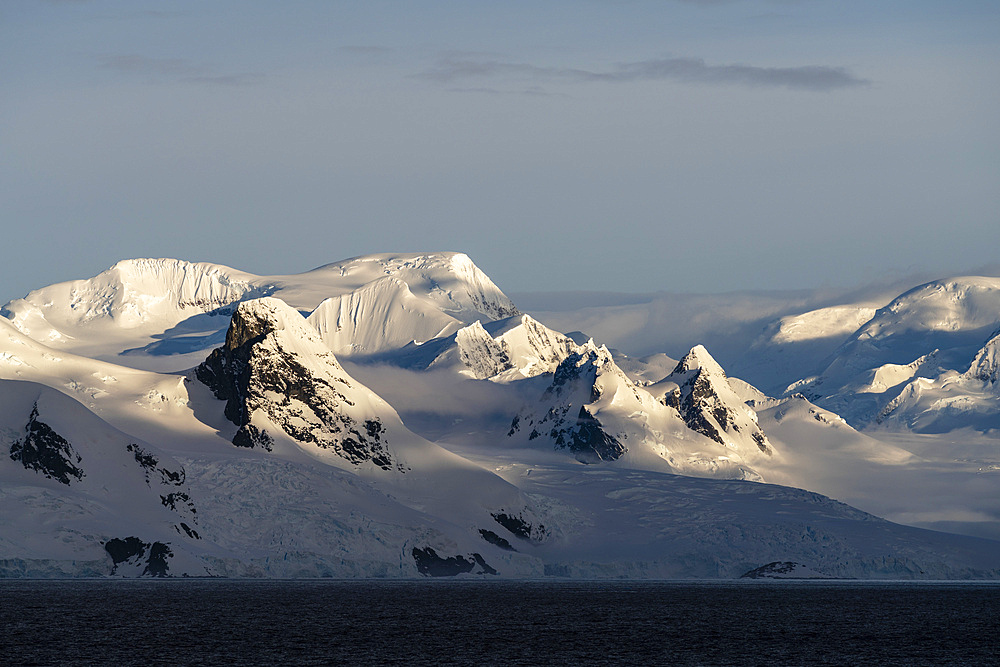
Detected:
[
  {"left": 508, "top": 341, "right": 770, "bottom": 479},
  {"left": 386, "top": 313, "right": 579, "bottom": 382},
  {"left": 1, "top": 253, "right": 518, "bottom": 370},
  {"left": 195, "top": 298, "right": 403, "bottom": 469},
  {"left": 782, "top": 277, "right": 1000, "bottom": 431},
  {"left": 0, "top": 379, "right": 206, "bottom": 576},
  {"left": 649, "top": 345, "right": 773, "bottom": 459},
  {"left": 1, "top": 254, "right": 999, "bottom": 578},
  {"left": 306, "top": 253, "right": 519, "bottom": 357}
]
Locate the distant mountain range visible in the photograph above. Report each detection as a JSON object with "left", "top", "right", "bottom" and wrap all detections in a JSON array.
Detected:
[{"left": 1, "top": 253, "right": 998, "bottom": 578}]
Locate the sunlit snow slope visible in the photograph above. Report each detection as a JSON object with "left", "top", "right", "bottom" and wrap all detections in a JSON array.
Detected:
[{"left": 1, "top": 254, "right": 998, "bottom": 577}]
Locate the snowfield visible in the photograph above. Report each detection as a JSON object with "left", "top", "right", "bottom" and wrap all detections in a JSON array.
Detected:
[{"left": 1, "top": 253, "right": 998, "bottom": 578}]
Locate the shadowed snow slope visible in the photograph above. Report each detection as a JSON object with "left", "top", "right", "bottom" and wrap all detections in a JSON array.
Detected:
[
  {"left": 0, "top": 379, "right": 208, "bottom": 576},
  {"left": 2, "top": 257, "right": 1000, "bottom": 578},
  {"left": 785, "top": 278, "right": 1000, "bottom": 430}
]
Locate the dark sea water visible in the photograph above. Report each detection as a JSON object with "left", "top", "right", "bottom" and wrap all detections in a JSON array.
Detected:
[{"left": 2, "top": 580, "right": 998, "bottom": 666}]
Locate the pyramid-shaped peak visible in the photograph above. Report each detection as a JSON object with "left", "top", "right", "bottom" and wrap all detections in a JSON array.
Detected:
[
  {"left": 673, "top": 344, "right": 727, "bottom": 377},
  {"left": 458, "top": 320, "right": 490, "bottom": 337}
]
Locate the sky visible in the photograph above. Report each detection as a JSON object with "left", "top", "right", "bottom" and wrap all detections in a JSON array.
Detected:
[{"left": 2, "top": 0, "right": 998, "bottom": 303}]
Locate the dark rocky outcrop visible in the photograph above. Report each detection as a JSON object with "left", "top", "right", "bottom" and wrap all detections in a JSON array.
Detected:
[
  {"left": 740, "top": 561, "right": 832, "bottom": 579},
  {"left": 509, "top": 346, "right": 628, "bottom": 463},
  {"left": 127, "top": 443, "right": 186, "bottom": 487},
  {"left": 564, "top": 406, "right": 626, "bottom": 463},
  {"left": 103, "top": 537, "right": 173, "bottom": 577},
  {"left": 659, "top": 347, "right": 772, "bottom": 455},
  {"left": 196, "top": 300, "right": 399, "bottom": 470},
  {"left": 478, "top": 529, "right": 515, "bottom": 551},
  {"left": 127, "top": 443, "right": 198, "bottom": 534},
  {"left": 9, "top": 404, "right": 84, "bottom": 485},
  {"left": 411, "top": 547, "right": 497, "bottom": 576},
  {"left": 667, "top": 372, "right": 732, "bottom": 446},
  {"left": 491, "top": 511, "right": 548, "bottom": 542}
]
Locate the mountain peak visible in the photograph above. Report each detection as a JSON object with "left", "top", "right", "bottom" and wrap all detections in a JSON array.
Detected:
[
  {"left": 966, "top": 328, "right": 1000, "bottom": 384},
  {"left": 307, "top": 251, "right": 518, "bottom": 319},
  {"left": 3, "top": 257, "right": 267, "bottom": 337},
  {"left": 226, "top": 297, "right": 316, "bottom": 350},
  {"left": 656, "top": 345, "right": 773, "bottom": 457},
  {"left": 197, "top": 297, "right": 402, "bottom": 470},
  {"left": 673, "top": 344, "right": 727, "bottom": 377}
]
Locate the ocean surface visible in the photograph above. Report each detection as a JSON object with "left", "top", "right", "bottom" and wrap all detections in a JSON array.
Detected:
[{"left": 2, "top": 580, "right": 998, "bottom": 666}]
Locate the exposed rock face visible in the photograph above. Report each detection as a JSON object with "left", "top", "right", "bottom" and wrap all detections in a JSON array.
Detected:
[
  {"left": 490, "top": 510, "right": 548, "bottom": 542},
  {"left": 411, "top": 547, "right": 497, "bottom": 576},
  {"left": 478, "top": 529, "right": 515, "bottom": 551},
  {"left": 493, "top": 315, "right": 579, "bottom": 379},
  {"left": 966, "top": 329, "right": 1000, "bottom": 384},
  {"left": 509, "top": 344, "right": 628, "bottom": 463},
  {"left": 455, "top": 321, "right": 514, "bottom": 379},
  {"left": 9, "top": 404, "right": 85, "bottom": 485},
  {"left": 410, "top": 314, "right": 579, "bottom": 381},
  {"left": 512, "top": 342, "right": 766, "bottom": 478},
  {"left": 740, "top": 561, "right": 831, "bottom": 579},
  {"left": 127, "top": 443, "right": 199, "bottom": 538},
  {"left": 196, "top": 298, "right": 399, "bottom": 471},
  {"left": 104, "top": 537, "right": 173, "bottom": 577},
  {"left": 656, "top": 346, "right": 772, "bottom": 455}
]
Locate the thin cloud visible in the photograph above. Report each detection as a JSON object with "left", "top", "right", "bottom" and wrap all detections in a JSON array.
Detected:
[
  {"left": 337, "top": 46, "right": 394, "bottom": 55},
  {"left": 96, "top": 54, "right": 262, "bottom": 86},
  {"left": 184, "top": 73, "right": 264, "bottom": 87},
  {"left": 132, "top": 10, "right": 185, "bottom": 18},
  {"left": 98, "top": 54, "right": 204, "bottom": 77},
  {"left": 418, "top": 56, "right": 868, "bottom": 91},
  {"left": 447, "top": 85, "right": 570, "bottom": 98}
]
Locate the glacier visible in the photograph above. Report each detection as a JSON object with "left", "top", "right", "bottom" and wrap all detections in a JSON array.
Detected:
[{"left": 1, "top": 253, "right": 999, "bottom": 578}]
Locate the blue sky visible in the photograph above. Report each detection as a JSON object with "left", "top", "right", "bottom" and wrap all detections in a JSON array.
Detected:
[{"left": 2, "top": 0, "right": 998, "bottom": 301}]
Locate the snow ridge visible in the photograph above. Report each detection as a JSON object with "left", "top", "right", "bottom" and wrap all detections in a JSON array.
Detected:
[{"left": 3, "top": 258, "right": 268, "bottom": 332}]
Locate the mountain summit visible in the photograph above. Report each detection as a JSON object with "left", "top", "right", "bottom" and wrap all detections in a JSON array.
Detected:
[
  {"left": 2, "top": 254, "right": 999, "bottom": 578},
  {"left": 196, "top": 297, "right": 402, "bottom": 469}
]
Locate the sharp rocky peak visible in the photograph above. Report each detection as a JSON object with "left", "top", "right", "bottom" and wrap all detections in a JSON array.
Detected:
[
  {"left": 509, "top": 339, "right": 640, "bottom": 464},
  {"left": 966, "top": 328, "right": 1000, "bottom": 384},
  {"left": 455, "top": 321, "right": 514, "bottom": 380},
  {"left": 672, "top": 344, "right": 727, "bottom": 377},
  {"left": 196, "top": 297, "right": 401, "bottom": 471},
  {"left": 658, "top": 346, "right": 772, "bottom": 456},
  {"left": 444, "top": 314, "right": 581, "bottom": 381}
]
